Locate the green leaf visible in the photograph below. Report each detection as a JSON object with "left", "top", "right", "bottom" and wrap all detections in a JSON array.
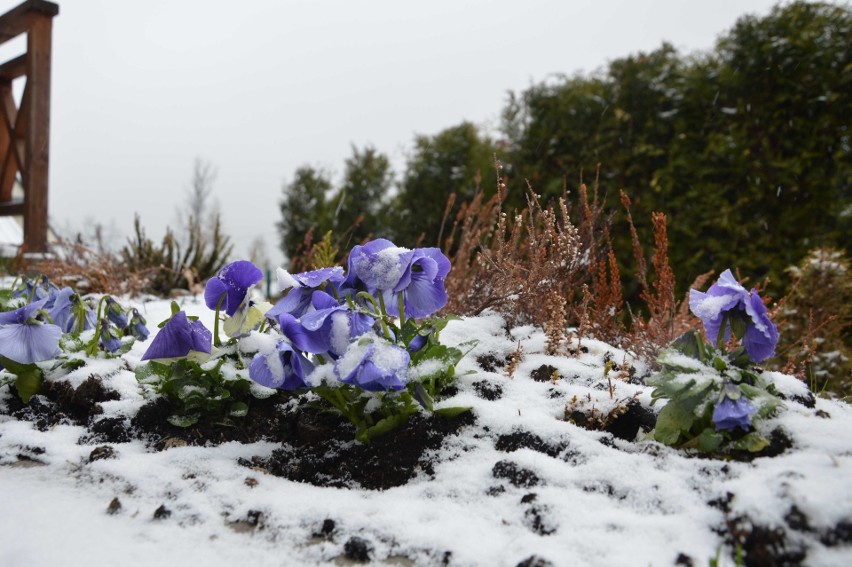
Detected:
[
  {"left": 229, "top": 401, "right": 249, "bottom": 417},
  {"left": 697, "top": 428, "right": 724, "bottom": 452},
  {"left": 433, "top": 406, "right": 472, "bottom": 419},
  {"left": 670, "top": 330, "right": 704, "bottom": 360},
  {"left": 0, "top": 355, "right": 45, "bottom": 403},
  {"left": 653, "top": 402, "right": 696, "bottom": 445},
  {"left": 731, "top": 432, "right": 770, "bottom": 453},
  {"left": 62, "top": 358, "right": 87, "bottom": 372},
  {"left": 167, "top": 413, "right": 200, "bottom": 427},
  {"left": 362, "top": 412, "right": 410, "bottom": 442},
  {"left": 412, "top": 382, "right": 434, "bottom": 411},
  {"left": 14, "top": 367, "right": 45, "bottom": 404}
]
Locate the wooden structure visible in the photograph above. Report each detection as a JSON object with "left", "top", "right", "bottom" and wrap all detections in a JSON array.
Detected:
[{"left": 0, "top": 0, "right": 58, "bottom": 253}]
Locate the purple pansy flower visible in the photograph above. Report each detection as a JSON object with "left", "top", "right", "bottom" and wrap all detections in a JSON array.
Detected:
[
  {"left": 104, "top": 297, "right": 129, "bottom": 329},
  {"left": 0, "top": 299, "right": 62, "bottom": 364},
  {"left": 334, "top": 333, "right": 410, "bottom": 392},
  {"left": 345, "top": 239, "right": 412, "bottom": 291},
  {"left": 267, "top": 266, "right": 345, "bottom": 320},
  {"left": 48, "top": 287, "right": 96, "bottom": 333},
  {"left": 688, "top": 269, "right": 779, "bottom": 362},
  {"left": 98, "top": 319, "right": 123, "bottom": 353},
  {"left": 13, "top": 275, "right": 58, "bottom": 303},
  {"left": 408, "top": 332, "right": 428, "bottom": 353},
  {"left": 273, "top": 291, "right": 374, "bottom": 356},
  {"left": 126, "top": 308, "right": 149, "bottom": 341},
  {"left": 141, "top": 311, "right": 212, "bottom": 361},
  {"left": 249, "top": 341, "right": 314, "bottom": 390},
  {"left": 712, "top": 384, "right": 757, "bottom": 432},
  {"left": 347, "top": 239, "right": 450, "bottom": 319},
  {"left": 384, "top": 247, "right": 450, "bottom": 319},
  {"left": 204, "top": 260, "right": 263, "bottom": 317}
]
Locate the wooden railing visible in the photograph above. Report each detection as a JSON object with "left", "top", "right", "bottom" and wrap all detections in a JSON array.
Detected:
[{"left": 0, "top": 0, "right": 58, "bottom": 253}]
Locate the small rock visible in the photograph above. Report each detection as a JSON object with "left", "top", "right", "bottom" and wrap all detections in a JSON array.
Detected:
[
  {"left": 153, "top": 504, "right": 172, "bottom": 520},
  {"left": 315, "top": 518, "right": 336, "bottom": 538},
  {"left": 343, "top": 536, "right": 372, "bottom": 562},
  {"left": 492, "top": 460, "right": 540, "bottom": 488},
  {"left": 516, "top": 556, "right": 554, "bottom": 567},
  {"left": 106, "top": 497, "right": 122, "bottom": 515},
  {"left": 520, "top": 493, "right": 537, "bottom": 504},
  {"left": 88, "top": 445, "right": 116, "bottom": 463}
]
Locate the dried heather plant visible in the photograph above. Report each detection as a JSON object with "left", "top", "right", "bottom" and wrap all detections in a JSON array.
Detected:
[
  {"left": 444, "top": 159, "right": 620, "bottom": 353},
  {"left": 19, "top": 239, "right": 148, "bottom": 296}
]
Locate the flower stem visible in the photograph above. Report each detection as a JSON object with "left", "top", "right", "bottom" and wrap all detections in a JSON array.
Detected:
[
  {"left": 376, "top": 293, "right": 393, "bottom": 340},
  {"left": 398, "top": 293, "right": 406, "bottom": 329},
  {"left": 213, "top": 293, "right": 226, "bottom": 348}
]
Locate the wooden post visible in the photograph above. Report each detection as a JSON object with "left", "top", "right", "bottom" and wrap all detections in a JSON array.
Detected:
[
  {"left": 24, "top": 9, "right": 53, "bottom": 252},
  {"left": 0, "top": 0, "right": 59, "bottom": 254}
]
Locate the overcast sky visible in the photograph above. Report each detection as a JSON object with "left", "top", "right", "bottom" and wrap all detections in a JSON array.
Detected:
[{"left": 2, "top": 0, "right": 784, "bottom": 267}]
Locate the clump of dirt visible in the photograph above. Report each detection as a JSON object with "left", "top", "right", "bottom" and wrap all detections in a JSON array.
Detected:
[
  {"left": 472, "top": 380, "right": 503, "bottom": 401},
  {"left": 520, "top": 493, "right": 557, "bottom": 536},
  {"left": 495, "top": 429, "right": 566, "bottom": 457},
  {"left": 6, "top": 376, "right": 119, "bottom": 430},
  {"left": 567, "top": 400, "right": 656, "bottom": 442},
  {"left": 724, "top": 515, "right": 807, "bottom": 566},
  {"left": 250, "top": 407, "right": 475, "bottom": 490},
  {"left": 530, "top": 364, "right": 558, "bottom": 383},
  {"left": 492, "top": 460, "right": 540, "bottom": 488},
  {"left": 476, "top": 354, "right": 506, "bottom": 373}
]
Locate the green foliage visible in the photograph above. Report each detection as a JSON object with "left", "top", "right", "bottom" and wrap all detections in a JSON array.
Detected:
[
  {"left": 0, "top": 356, "right": 45, "bottom": 404},
  {"left": 502, "top": 2, "right": 851, "bottom": 297},
  {"left": 312, "top": 315, "right": 470, "bottom": 443},
  {"left": 647, "top": 331, "right": 782, "bottom": 454},
  {"left": 335, "top": 145, "right": 394, "bottom": 246},
  {"left": 278, "top": 145, "right": 395, "bottom": 266},
  {"left": 136, "top": 358, "right": 262, "bottom": 427},
  {"left": 389, "top": 122, "right": 497, "bottom": 247},
  {"left": 277, "top": 166, "right": 334, "bottom": 263}
]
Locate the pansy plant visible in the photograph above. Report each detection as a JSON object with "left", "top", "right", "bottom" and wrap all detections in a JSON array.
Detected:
[
  {"left": 647, "top": 270, "right": 783, "bottom": 454},
  {"left": 247, "top": 240, "right": 470, "bottom": 443},
  {"left": 0, "top": 277, "right": 149, "bottom": 402}
]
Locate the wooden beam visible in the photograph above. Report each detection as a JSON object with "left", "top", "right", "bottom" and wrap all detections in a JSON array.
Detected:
[
  {"left": 0, "top": 1, "right": 59, "bottom": 44},
  {"left": 0, "top": 80, "right": 25, "bottom": 201},
  {"left": 0, "top": 81, "right": 12, "bottom": 202},
  {"left": 23, "top": 12, "right": 51, "bottom": 252},
  {"left": 12, "top": 80, "right": 28, "bottom": 171},
  {"left": 0, "top": 54, "right": 27, "bottom": 81},
  {"left": 0, "top": 198, "right": 24, "bottom": 215}
]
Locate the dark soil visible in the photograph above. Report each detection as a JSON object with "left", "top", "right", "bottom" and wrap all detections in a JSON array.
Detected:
[
  {"left": 472, "top": 380, "right": 503, "bottom": 401},
  {"left": 530, "top": 364, "right": 558, "bottom": 383},
  {"left": 6, "top": 376, "right": 120, "bottom": 430},
  {"left": 603, "top": 401, "right": 656, "bottom": 441},
  {"left": 129, "top": 394, "right": 290, "bottom": 449},
  {"left": 248, "top": 407, "right": 476, "bottom": 490},
  {"left": 492, "top": 460, "right": 540, "bottom": 488},
  {"left": 495, "top": 429, "right": 567, "bottom": 457},
  {"left": 476, "top": 354, "right": 507, "bottom": 373}
]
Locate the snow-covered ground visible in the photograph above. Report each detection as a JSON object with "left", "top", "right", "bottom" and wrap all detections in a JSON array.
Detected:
[{"left": 1, "top": 296, "right": 851, "bottom": 566}]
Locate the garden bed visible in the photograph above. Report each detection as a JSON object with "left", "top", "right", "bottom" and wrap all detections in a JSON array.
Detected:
[{"left": 1, "top": 297, "right": 850, "bottom": 566}]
